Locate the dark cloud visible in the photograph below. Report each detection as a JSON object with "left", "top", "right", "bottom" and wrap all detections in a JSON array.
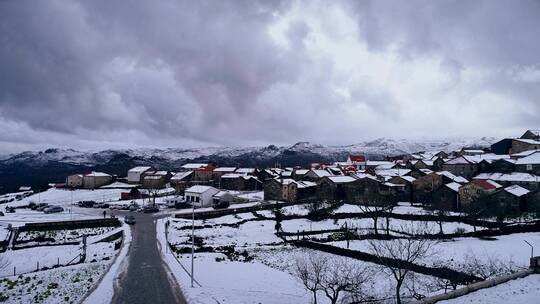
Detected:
[{"left": 1, "top": 0, "right": 539, "bottom": 153}]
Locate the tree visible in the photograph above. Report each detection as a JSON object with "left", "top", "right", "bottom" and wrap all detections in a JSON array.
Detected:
[
  {"left": 294, "top": 253, "right": 374, "bottom": 304},
  {"left": 294, "top": 252, "right": 328, "bottom": 304},
  {"left": 358, "top": 205, "right": 390, "bottom": 235},
  {"left": 368, "top": 223, "right": 438, "bottom": 304},
  {"left": 319, "top": 257, "right": 373, "bottom": 304}
]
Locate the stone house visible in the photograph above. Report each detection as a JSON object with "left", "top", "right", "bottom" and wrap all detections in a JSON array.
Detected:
[
  {"left": 170, "top": 171, "right": 193, "bottom": 194},
  {"left": 212, "top": 167, "right": 237, "bottom": 181},
  {"left": 511, "top": 138, "right": 540, "bottom": 154},
  {"left": 458, "top": 179, "right": 502, "bottom": 209},
  {"left": 442, "top": 156, "right": 478, "bottom": 179},
  {"left": 412, "top": 172, "right": 444, "bottom": 204},
  {"left": 127, "top": 166, "right": 154, "bottom": 184},
  {"left": 514, "top": 152, "right": 540, "bottom": 175},
  {"left": 142, "top": 171, "right": 172, "bottom": 189},
  {"left": 388, "top": 175, "right": 416, "bottom": 201},
  {"left": 264, "top": 179, "right": 283, "bottom": 201},
  {"left": 304, "top": 169, "right": 333, "bottom": 182},
  {"left": 474, "top": 173, "right": 540, "bottom": 191},
  {"left": 66, "top": 174, "right": 84, "bottom": 188},
  {"left": 343, "top": 175, "right": 382, "bottom": 204},
  {"left": 220, "top": 174, "right": 262, "bottom": 191},
  {"left": 520, "top": 130, "right": 540, "bottom": 140},
  {"left": 487, "top": 185, "right": 531, "bottom": 215},
  {"left": 317, "top": 176, "right": 357, "bottom": 202},
  {"left": 83, "top": 172, "right": 113, "bottom": 189},
  {"left": 431, "top": 182, "right": 461, "bottom": 211},
  {"left": 491, "top": 158, "right": 516, "bottom": 173},
  {"left": 192, "top": 165, "right": 216, "bottom": 183}
]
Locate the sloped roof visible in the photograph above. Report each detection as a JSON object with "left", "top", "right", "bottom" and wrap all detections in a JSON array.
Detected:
[
  {"left": 213, "top": 167, "right": 237, "bottom": 172},
  {"left": 185, "top": 185, "right": 218, "bottom": 194},
  {"left": 327, "top": 176, "right": 357, "bottom": 184},
  {"left": 513, "top": 138, "right": 540, "bottom": 145},
  {"left": 181, "top": 163, "right": 208, "bottom": 169},
  {"left": 472, "top": 179, "right": 500, "bottom": 190},
  {"left": 474, "top": 172, "right": 540, "bottom": 182},
  {"left": 128, "top": 166, "right": 152, "bottom": 173},
  {"left": 504, "top": 185, "right": 530, "bottom": 197},
  {"left": 349, "top": 155, "right": 366, "bottom": 162},
  {"left": 445, "top": 182, "right": 462, "bottom": 192},
  {"left": 515, "top": 152, "right": 540, "bottom": 165},
  {"left": 171, "top": 171, "right": 193, "bottom": 181},
  {"left": 309, "top": 169, "right": 332, "bottom": 177}
]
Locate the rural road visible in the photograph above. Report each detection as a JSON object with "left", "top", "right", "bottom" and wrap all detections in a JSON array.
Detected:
[{"left": 112, "top": 212, "right": 186, "bottom": 304}]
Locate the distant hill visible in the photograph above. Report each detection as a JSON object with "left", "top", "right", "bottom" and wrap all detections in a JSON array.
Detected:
[{"left": 0, "top": 137, "right": 496, "bottom": 194}]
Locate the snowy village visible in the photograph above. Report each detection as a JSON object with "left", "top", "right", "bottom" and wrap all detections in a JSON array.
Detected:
[
  {"left": 2, "top": 1, "right": 540, "bottom": 303},
  {"left": 0, "top": 130, "right": 539, "bottom": 303}
]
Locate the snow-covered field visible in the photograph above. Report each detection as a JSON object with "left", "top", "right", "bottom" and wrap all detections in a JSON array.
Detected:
[
  {"left": 0, "top": 261, "right": 109, "bottom": 304},
  {"left": 441, "top": 274, "right": 540, "bottom": 304},
  {"left": 162, "top": 201, "right": 540, "bottom": 303}
]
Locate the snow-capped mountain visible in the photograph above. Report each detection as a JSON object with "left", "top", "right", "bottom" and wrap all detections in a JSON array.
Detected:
[{"left": 1, "top": 137, "right": 496, "bottom": 167}]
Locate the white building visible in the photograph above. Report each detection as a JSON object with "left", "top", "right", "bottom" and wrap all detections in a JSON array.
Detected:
[
  {"left": 184, "top": 185, "right": 220, "bottom": 208},
  {"left": 127, "top": 166, "right": 153, "bottom": 183}
]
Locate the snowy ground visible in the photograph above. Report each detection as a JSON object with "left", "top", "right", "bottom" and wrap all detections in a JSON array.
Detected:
[
  {"left": 0, "top": 261, "right": 109, "bottom": 304},
  {"left": 441, "top": 274, "right": 540, "bottom": 304},
  {"left": 162, "top": 201, "right": 540, "bottom": 303}
]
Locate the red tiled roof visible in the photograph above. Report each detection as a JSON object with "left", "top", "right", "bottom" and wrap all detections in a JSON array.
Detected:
[
  {"left": 472, "top": 179, "right": 497, "bottom": 190},
  {"left": 349, "top": 155, "right": 366, "bottom": 162}
]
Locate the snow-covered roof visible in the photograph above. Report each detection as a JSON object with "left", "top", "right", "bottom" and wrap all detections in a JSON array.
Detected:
[
  {"left": 327, "top": 176, "right": 357, "bottom": 184},
  {"left": 100, "top": 182, "right": 138, "bottom": 189},
  {"left": 511, "top": 149, "right": 540, "bottom": 158},
  {"left": 514, "top": 138, "right": 540, "bottom": 145},
  {"left": 445, "top": 182, "right": 461, "bottom": 192},
  {"left": 400, "top": 176, "right": 416, "bottom": 183},
  {"left": 221, "top": 173, "right": 247, "bottom": 179},
  {"left": 171, "top": 171, "right": 193, "bottom": 181},
  {"left": 213, "top": 167, "right": 237, "bottom": 172},
  {"left": 181, "top": 163, "right": 208, "bottom": 169},
  {"left": 445, "top": 156, "right": 474, "bottom": 165},
  {"left": 309, "top": 169, "right": 332, "bottom": 178},
  {"left": 85, "top": 171, "right": 111, "bottom": 177},
  {"left": 515, "top": 152, "right": 540, "bottom": 165},
  {"left": 295, "top": 169, "right": 309, "bottom": 175},
  {"left": 504, "top": 185, "right": 530, "bottom": 197},
  {"left": 236, "top": 168, "right": 256, "bottom": 174},
  {"left": 128, "top": 166, "right": 152, "bottom": 173},
  {"left": 185, "top": 185, "right": 218, "bottom": 194},
  {"left": 376, "top": 169, "right": 411, "bottom": 177},
  {"left": 419, "top": 168, "right": 434, "bottom": 175},
  {"left": 297, "top": 181, "right": 316, "bottom": 188},
  {"left": 213, "top": 191, "right": 233, "bottom": 198},
  {"left": 474, "top": 172, "right": 540, "bottom": 183},
  {"left": 436, "top": 171, "right": 468, "bottom": 184}
]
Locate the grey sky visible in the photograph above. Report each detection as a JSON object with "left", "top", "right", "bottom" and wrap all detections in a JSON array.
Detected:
[{"left": 1, "top": 0, "right": 539, "bottom": 153}]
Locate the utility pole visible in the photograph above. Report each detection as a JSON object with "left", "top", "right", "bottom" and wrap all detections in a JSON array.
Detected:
[{"left": 191, "top": 198, "right": 195, "bottom": 288}]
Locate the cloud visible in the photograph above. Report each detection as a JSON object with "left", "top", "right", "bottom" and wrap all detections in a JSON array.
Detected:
[{"left": 1, "top": 0, "right": 539, "bottom": 153}]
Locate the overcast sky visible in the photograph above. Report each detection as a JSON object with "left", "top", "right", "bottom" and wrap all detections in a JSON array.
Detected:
[{"left": 1, "top": 0, "right": 539, "bottom": 154}]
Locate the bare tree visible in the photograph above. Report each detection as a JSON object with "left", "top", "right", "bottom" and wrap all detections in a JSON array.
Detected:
[
  {"left": 359, "top": 205, "right": 389, "bottom": 235},
  {"left": 294, "top": 252, "right": 328, "bottom": 304},
  {"left": 294, "top": 253, "right": 374, "bottom": 304},
  {"left": 368, "top": 223, "right": 438, "bottom": 304},
  {"left": 459, "top": 252, "right": 520, "bottom": 280},
  {"left": 319, "top": 257, "right": 374, "bottom": 304}
]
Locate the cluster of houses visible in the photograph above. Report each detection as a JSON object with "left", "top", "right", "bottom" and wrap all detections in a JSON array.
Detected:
[{"left": 62, "top": 130, "right": 540, "bottom": 215}]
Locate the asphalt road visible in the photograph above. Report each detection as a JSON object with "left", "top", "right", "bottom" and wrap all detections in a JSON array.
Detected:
[{"left": 112, "top": 212, "right": 186, "bottom": 304}]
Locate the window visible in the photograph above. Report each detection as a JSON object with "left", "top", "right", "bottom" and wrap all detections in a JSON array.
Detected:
[
  {"left": 526, "top": 164, "right": 533, "bottom": 171},
  {"left": 195, "top": 197, "right": 200, "bottom": 202}
]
